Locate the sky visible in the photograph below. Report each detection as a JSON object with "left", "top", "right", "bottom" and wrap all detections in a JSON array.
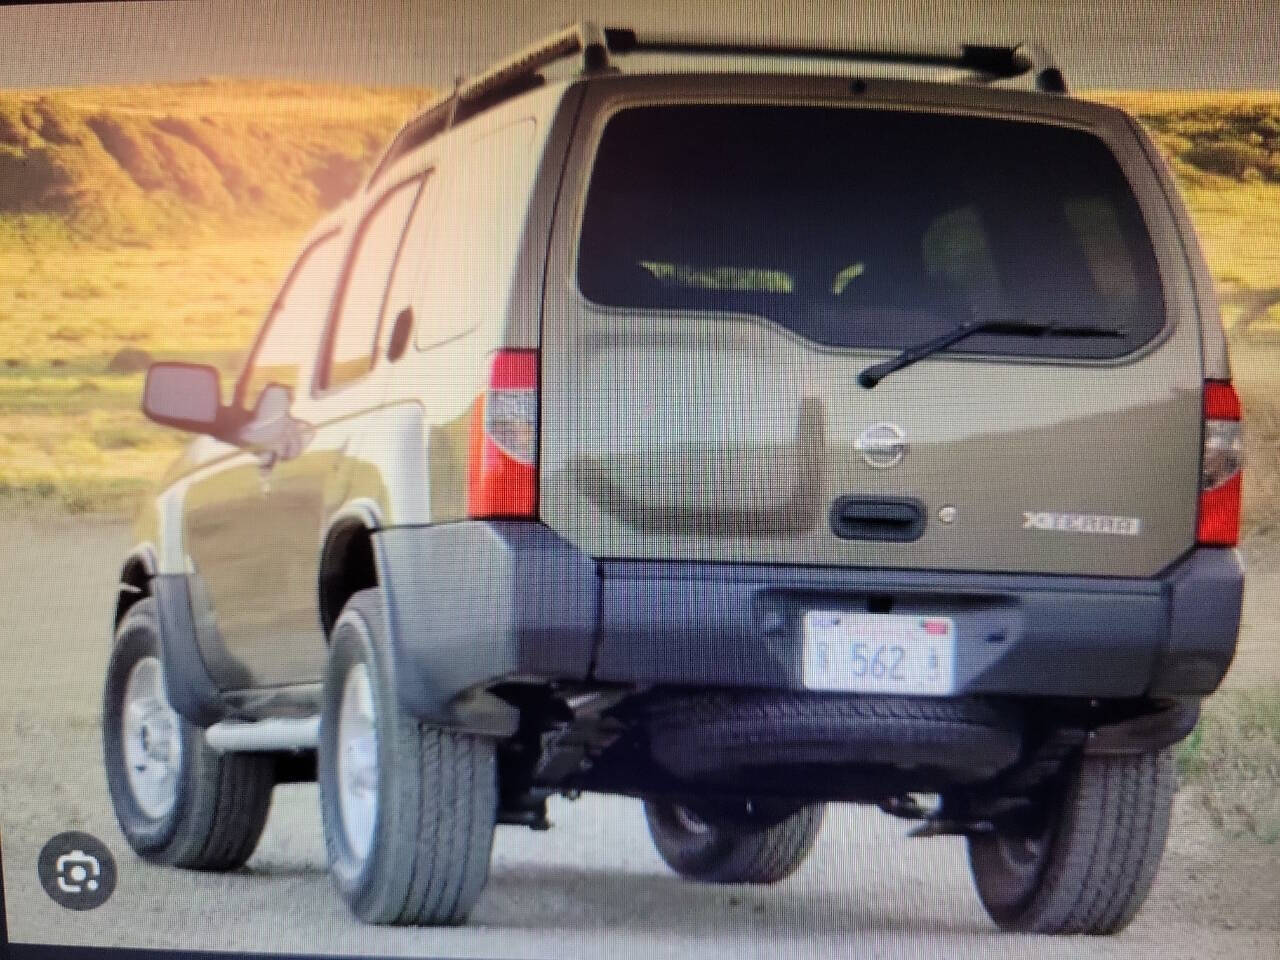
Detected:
[{"left": 0, "top": 0, "right": 1277, "bottom": 90}]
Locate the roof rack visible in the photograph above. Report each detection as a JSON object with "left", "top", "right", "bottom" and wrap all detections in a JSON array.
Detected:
[
  {"left": 603, "top": 31, "right": 1067, "bottom": 94},
  {"left": 364, "top": 22, "right": 615, "bottom": 188},
  {"left": 364, "top": 23, "right": 1067, "bottom": 189}
]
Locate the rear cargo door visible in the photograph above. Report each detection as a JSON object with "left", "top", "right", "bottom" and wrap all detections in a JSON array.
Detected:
[{"left": 540, "top": 96, "right": 1204, "bottom": 577}]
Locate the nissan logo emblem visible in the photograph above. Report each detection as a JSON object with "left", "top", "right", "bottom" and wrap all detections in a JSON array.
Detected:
[{"left": 856, "top": 423, "right": 908, "bottom": 469}]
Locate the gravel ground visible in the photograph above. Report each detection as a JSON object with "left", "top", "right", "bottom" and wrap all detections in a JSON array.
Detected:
[{"left": 1, "top": 512, "right": 1277, "bottom": 957}]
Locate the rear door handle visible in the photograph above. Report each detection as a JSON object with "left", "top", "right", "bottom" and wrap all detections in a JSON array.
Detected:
[{"left": 830, "top": 496, "right": 926, "bottom": 542}]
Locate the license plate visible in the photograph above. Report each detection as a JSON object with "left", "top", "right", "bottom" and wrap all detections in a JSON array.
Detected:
[{"left": 802, "top": 611, "right": 955, "bottom": 696}]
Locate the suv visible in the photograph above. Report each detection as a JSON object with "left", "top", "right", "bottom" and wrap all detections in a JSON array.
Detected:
[{"left": 102, "top": 24, "right": 1245, "bottom": 934}]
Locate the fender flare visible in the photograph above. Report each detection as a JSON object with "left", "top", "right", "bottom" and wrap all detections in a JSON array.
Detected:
[
  {"left": 318, "top": 499, "right": 384, "bottom": 637},
  {"left": 114, "top": 543, "right": 159, "bottom": 630},
  {"left": 116, "top": 542, "right": 226, "bottom": 726}
]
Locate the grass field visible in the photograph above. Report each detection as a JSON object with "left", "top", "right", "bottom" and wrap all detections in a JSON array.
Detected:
[
  {"left": 1178, "top": 686, "right": 1280, "bottom": 843},
  {"left": 0, "top": 231, "right": 310, "bottom": 510},
  {"left": 0, "top": 79, "right": 429, "bottom": 510}
]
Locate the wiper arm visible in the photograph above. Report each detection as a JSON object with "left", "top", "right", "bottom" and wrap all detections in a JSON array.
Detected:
[{"left": 857, "top": 318, "right": 1125, "bottom": 389}]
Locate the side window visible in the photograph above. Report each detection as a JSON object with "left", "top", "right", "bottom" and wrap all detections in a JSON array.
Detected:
[
  {"left": 378, "top": 174, "right": 446, "bottom": 354},
  {"left": 318, "top": 177, "right": 422, "bottom": 392},
  {"left": 413, "top": 119, "right": 538, "bottom": 351},
  {"left": 236, "top": 231, "right": 345, "bottom": 410}
]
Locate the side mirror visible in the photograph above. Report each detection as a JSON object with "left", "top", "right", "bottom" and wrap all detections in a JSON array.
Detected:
[
  {"left": 238, "top": 382, "right": 312, "bottom": 461},
  {"left": 142, "top": 363, "right": 225, "bottom": 436}
]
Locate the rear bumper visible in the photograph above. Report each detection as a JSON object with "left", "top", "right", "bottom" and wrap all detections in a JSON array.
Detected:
[{"left": 374, "top": 522, "right": 1243, "bottom": 733}]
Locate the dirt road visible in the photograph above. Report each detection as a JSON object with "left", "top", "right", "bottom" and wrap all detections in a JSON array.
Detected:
[{"left": 1, "top": 513, "right": 1276, "bottom": 957}]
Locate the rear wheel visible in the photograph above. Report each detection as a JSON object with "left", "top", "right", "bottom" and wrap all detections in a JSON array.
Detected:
[
  {"left": 967, "top": 750, "right": 1175, "bottom": 935},
  {"left": 644, "top": 798, "right": 824, "bottom": 884},
  {"left": 102, "top": 598, "right": 273, "bottom": 870},
  {"left": 318, "top": 588, "right": 498, "bottom": 926}
]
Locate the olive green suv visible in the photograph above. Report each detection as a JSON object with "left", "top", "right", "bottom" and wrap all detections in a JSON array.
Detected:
[{"left": 102, "top": 24, "right": 1245, "bottom": 934}]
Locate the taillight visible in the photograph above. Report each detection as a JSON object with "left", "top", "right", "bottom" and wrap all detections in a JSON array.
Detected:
[
  {"left": 468, "top": 349, "right": 539, "bottom": 519},
  {"left": 1198, "top": 381, "right": 1243, "bottom": 547}
]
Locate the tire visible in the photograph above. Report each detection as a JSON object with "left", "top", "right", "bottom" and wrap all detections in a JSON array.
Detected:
[
  {"left": 102, "top": 598, "right": 273, "bottom": 871},
  {"left": 967, "top": 750, "right": 1176, "bottom": 935},
  {"left": 318, "top": 588, "right": 497, "bottom": 926},
  {"left": 646, "top": 691, "right": 1021, "bottom": 782},
  {"left": 644, "top": 799, "right": 825, "bottom": 884}
]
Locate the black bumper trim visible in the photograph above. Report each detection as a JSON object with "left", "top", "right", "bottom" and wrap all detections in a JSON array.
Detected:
[
  {"left": 375, "top": 522, "right": 598, "bottom": 733},
  {"left": 1083, "top": 700, "right": 1201, "bottom": 755},
  {"left": 374, "top": 522, "right": 1242, "bottom": 730}
]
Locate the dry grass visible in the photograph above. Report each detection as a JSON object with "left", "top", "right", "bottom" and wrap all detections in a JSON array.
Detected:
[
  {"left": 0, "top": 79, "right": 431, "bottom": 510},
  {"left": 1088, "top": 91, "right": 1280, "bottom": 339},
  {"left": 0, "top": 230, "right": 318, "bottom": 511},
  {"left": 1237, "top": 374, "right": 1280, "bottom": 542},
  {"left": 1177, "top": 687, "right": 1280, "bottom": 843}
]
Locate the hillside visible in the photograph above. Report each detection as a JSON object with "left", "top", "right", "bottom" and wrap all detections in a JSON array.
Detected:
[{"left": 0, "top": 78, "right": 429, "bottom": 244}]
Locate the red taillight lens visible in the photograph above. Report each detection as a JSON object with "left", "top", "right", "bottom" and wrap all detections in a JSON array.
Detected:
[
  {"left": 1198, "top": 381, "right": 1243, "bottom": 547},
  {"left": 468, "top": 349, "right": 538, "bottom": 519}
]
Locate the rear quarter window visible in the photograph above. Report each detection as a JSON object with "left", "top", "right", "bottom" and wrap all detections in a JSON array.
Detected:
[
  {"left": 412, "top": 119, "right": 539, "bottom": 351},
  {"left": 576, "top": 105, "right": 1166, "bottom": 359}
]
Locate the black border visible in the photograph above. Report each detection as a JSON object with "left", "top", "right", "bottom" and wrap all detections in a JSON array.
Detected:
[
  {"left": 1, "top": 832, "right": 9, "bottom": 958},
  {"left": 6, "top": 949, "right": 474, "bottom": 960}
]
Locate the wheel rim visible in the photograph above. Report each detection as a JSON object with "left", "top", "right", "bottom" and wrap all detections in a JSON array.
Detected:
[
  {"left": 978, "top": 824, "right": 1053, "bottom": 913},
  {"left": 121, "top": 655, "right": 183, "bottom": 820},
  {"left": 672, "top": 804, "right": 713, "bottom": 836},
  {"left": 336, "top": 663, "right": 378, "bottom": 862},
  {"left": 995, "top": 834, "right": 1047, "bottom": 882}
]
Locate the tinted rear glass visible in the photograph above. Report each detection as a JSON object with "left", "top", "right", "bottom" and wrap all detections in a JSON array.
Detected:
[{"left": 577, "top": 105, "right": 1166, "bottom": 359}]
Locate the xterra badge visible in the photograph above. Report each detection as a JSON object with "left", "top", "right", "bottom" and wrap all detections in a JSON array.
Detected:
[{"left": 1023, "top": 512, "right": 1143, "bottom": 536}]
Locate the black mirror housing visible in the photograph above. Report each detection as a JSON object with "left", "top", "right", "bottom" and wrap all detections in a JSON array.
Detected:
[{"left": 142, "top": 363, "right": 226, "bottom": 436}]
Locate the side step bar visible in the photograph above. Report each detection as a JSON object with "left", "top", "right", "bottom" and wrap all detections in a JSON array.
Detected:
[{"left": 204, "top": 717, "right": 320, "bottom": 753}]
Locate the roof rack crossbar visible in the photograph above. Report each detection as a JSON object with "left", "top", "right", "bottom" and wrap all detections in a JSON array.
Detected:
[
  {"left": 604, "top": 29, "right": 1067, "bottom": 93},
  {"left": 366, "top": 24, "right": 1067, "bottom": 190}
]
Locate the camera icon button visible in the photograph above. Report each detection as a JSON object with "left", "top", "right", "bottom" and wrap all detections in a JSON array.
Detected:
[{"left": 38, "top": 832, "right": 117, "bottom": 911}]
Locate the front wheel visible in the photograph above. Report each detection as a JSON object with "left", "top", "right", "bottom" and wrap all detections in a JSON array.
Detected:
[
  {"left": 102, "top": 598, "right": 274, "bottom": 870},
  {"left": 967, "top": 750, "right": 1176, "bottom": 935},
  {"left": 644, "top": 799, "right": 824, "bottom": 884},
  {"left": 318, "top": 588, "right": 498, "bottom": 926}
]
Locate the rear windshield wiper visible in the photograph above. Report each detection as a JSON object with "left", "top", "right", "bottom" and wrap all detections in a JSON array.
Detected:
[{"left": 857, "top": 318, "right": 1126, "bottom": 388}]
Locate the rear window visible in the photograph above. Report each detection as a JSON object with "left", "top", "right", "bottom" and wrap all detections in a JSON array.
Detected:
[{"left": 577, "top": 105, "right": 1166, "bottom": 359}]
